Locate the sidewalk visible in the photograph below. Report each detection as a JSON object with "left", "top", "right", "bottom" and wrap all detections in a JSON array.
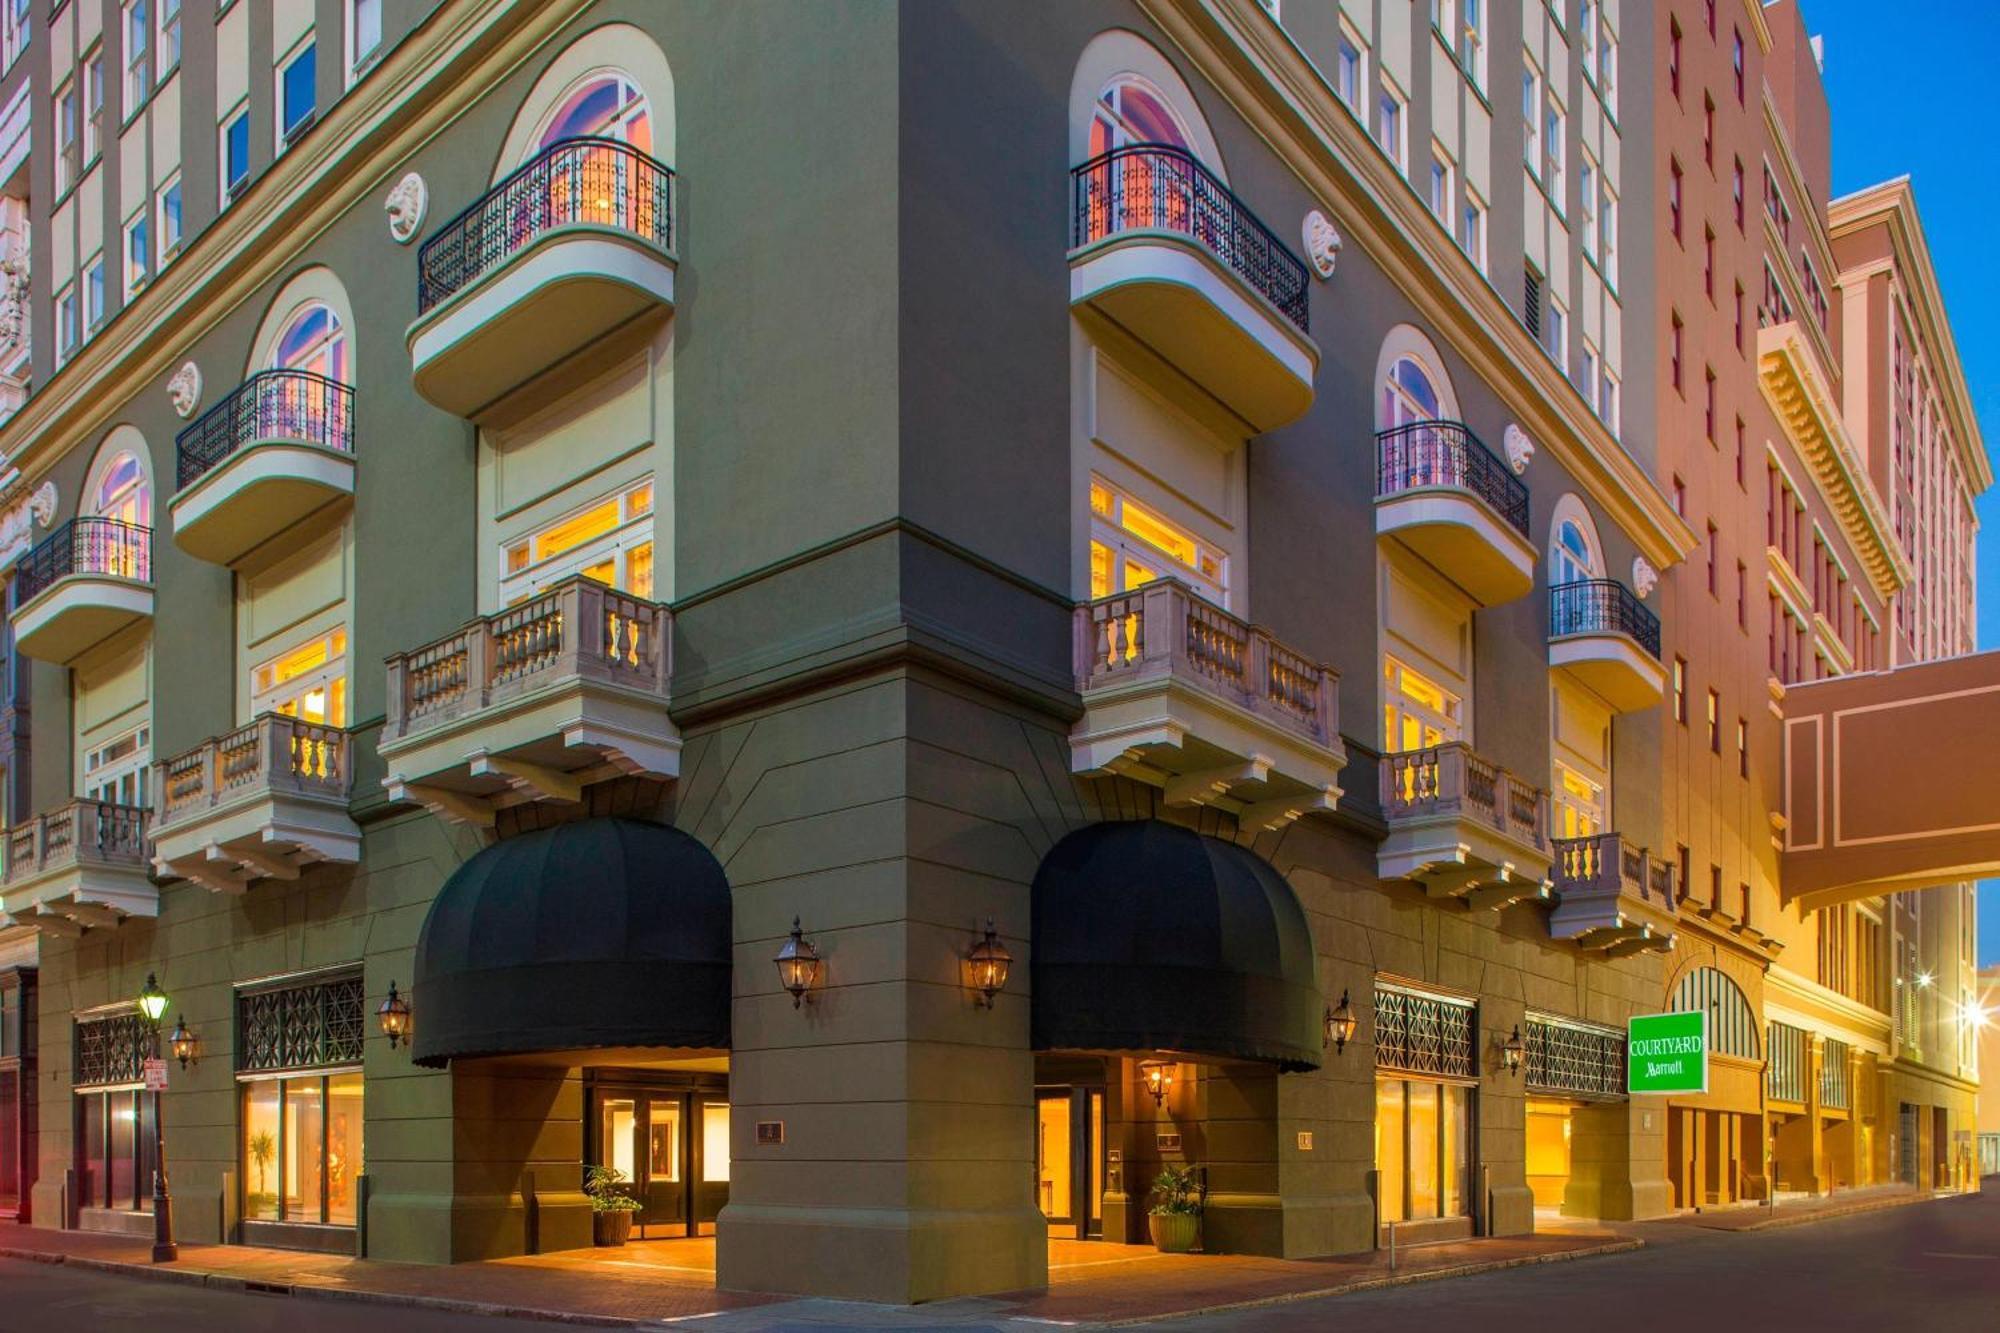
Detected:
[
  {"left": 1668, "top": 1183, "right": 1951, "bottom": 1232},
  {"left": 0, "top": 1221, "right": 1638, "bottom": 1327}
]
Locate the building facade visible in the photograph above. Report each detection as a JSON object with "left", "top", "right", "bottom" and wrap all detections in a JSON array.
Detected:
[{"left": 0, "top": 0, "right": 1975, "bottom": 1307}]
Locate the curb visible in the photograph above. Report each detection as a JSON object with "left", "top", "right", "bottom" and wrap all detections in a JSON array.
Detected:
[
  {"left": 0, "top": 1245, "right": 638, "bottom": 1327},
  {"left": 1091, "top": 1238, "right": 1644, "bottom": 1326},
  {"left": 1715, "top": 1190, "right": 1948, "bottom": 1233}
]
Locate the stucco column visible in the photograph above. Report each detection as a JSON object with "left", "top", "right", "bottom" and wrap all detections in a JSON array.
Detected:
[{"left": 1564, "top": 1097, "right": 1670, "bottom": 1220}]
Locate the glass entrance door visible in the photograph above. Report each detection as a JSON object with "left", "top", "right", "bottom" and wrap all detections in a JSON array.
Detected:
[
  {"left": 1035, "top": 1086, "right": 1105, "bottom": 1240},
  {"left": 589, "top": 1080, "right": 730, "bottom": 1238}
]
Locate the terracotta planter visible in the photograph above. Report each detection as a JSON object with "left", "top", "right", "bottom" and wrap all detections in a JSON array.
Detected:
[
  {"left": 1148, "top": 1211, "right": 1200, "bottom": 1253},
  {"left": 594, "top": 1210, "right": 635, "bottom": 1246}
]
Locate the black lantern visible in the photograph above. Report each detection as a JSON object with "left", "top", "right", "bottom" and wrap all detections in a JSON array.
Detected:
[
  {"left": 775, "top": 917, "right": 821, "bottom": 1008},
  {"left": 378, "top": 981, "right": 412, "bottom": 1049},
  {"left": 137, "top": 973, "right": 169, "bottom": 1028},
  {"left": 1325, "top": 989, "right": 1357, "bottom": 1053},
  {"left": 1139, "top": 1058, "right": 1175, "bottom": 1106},
  {"left": 167, "top": 1016, "right": 199, "bottom": 1070},
  {"left": 1502, "top": 1024, "right": 1526, "bottom": 1075},
  {"left": 966, "top": 918, "right": 1012, "bottom": 1008}
]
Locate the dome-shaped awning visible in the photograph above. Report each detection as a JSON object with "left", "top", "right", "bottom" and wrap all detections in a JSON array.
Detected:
[
  {"left": 412, "top": 818, "right": 731, "bottom": 1067},
  {"left": 1031, "top": 821, "right": 1322, "bottom": 1072}
]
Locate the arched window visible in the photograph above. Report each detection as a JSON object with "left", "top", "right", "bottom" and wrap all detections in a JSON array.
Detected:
[
  {"left": 538, "top": 73, "right": 651, "bottom": 154},
  {"left": 1670, "top": 966, "right": 1760, "bottom": 1059},
  {"left": 272, "top": 302, "right": 348, "bottom": 382},
  {"left": 1549, "top": 496, "right": 1605, "bottom": 585},
  {"left": 1382, "top": 355, "right": 1442, "bottom": 429},
  {"left": 1089, "top": 75, "right": 1192, "bottom": 156},
  {"left": 93, "top": 450, "right": 149, "bottom": 527}
]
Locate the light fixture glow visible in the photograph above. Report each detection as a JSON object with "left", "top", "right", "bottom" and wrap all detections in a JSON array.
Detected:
[
  {"left": 1139, "top": 1058, "right": 1175, "bottom": 1106},
  {"left": 136, "top": 973, "right": 169, "bottom": 1027}
]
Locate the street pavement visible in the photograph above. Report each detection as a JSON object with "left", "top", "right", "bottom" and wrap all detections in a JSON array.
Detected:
[
  {"left": 1156, "top": 1187, "right": 2000, "bottom": 1333},
  {"left": 0, "top": 1188, "right": 1992, "bottom": 1331}
]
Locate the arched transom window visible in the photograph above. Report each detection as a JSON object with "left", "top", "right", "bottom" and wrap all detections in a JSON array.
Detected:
[
  {"left": 538, "top": 73, "right": 652, "bottom": 154},
  {"left": 93, "top": 451, "right": 149, "bottom": 527},
  {"left": 1382, "top": 355, "right": 1442, "bottom": 430},
  {"left": 1670, "top": 966, "right": 1760, "bottom": 1060},
  {"left": 1553, "top": 518, "right": 1600, "bottom": 585},
  {"left": 273, "top": 302, "right": 349, "bottom": 382},
  {"left": 1089, "top": 75, "right": 1192, "bottom": 156}
]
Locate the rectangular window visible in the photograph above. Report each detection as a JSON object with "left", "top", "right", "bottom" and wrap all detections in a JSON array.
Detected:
[
  {"left": 1601, "top": 187, "right": 1618, "bottom": 287},
  {"left": 1522, "top": 59, "right": 1541, "bottom": 174},
  {"left": 1705, "top": 367, "right": 1717, "bottom": 441},
  {"left": 1704, "top": 227, "right": 1715, "bottom": 298},
  {"left": 1669, "top": 18, "right": 1682, "bottom": 98},
  {"left": 1336, "top": 27, "right": 1366, "bottom": 112},
  {"left": 1671, "top": 312, "right": 1684, "bottom": 392},
  {"left": 56, "top": 283, "right": 77, "bottom": 362},
  {"left": 1703, "top": 94, "right": 1715, "bottom": 168},
  {"left": 157, "top": 175, "right": 183, "bottom": 264},
  {"left": 1429, "top": 146, "right": 1452, "bottom": 223},
  {"left": 1545, "top": 295, "right": 1566, "bottom": 369},
  {"left": 236, "top": 974, "right": 365, "bottom": 1230},
  {"left": 1523, "top": 265, "right": 1542, "bottom": 339},
  {"left": 1377, "top": 83, "right": 1406, "bottom": 174},
  {"left": 279, "top": 39, "right": 317, "bottom": 147},
  {"left": 1737, "top": 560, "right": 1748, "bottom": 628},
  {"left": 251, "top": 628, "right": 349, "bottom": 726},
  {"left": 1710, "top": 864, "right": 1723, "bottom": 909},
  {"left": 1580, "top": 156, "right": 1598, "bottom": 258},
  {"left": 1581, "top": 343, "right": 1599, "bottom": 405},
  {"left": 1382, "top": 656, "right": 1464, "bottom": 752},
  {"left": 1706, "top": 521, "right": 1718, "bottom": 595},
  {"left": 1734, "top": 282, "right": 1745, "bottom": 351},
  {"left": 1672, "top": 475, "right": 1686, "bottom": 516},
  {"left": 1543, "top": 96, "right": 1565, "bottom": 191},
  {"left": 54, "top": 81, "right": 78, "bottom": 194},
  {"left": 1457, "top": 0, "right": 1485, "bottom": 91},
  {"left": 221, "top": 106, "right": 250, "bottom": 205},
  {"left": 82, "top": 723, "right": 150, "bottom": 807},
  {"left": 1460, "top": 190, "right": 1487, "bottom": 271},
  {"left": 157, "top": 0, "right": 180, "bottom": 77},
  {"left": 1733, "top": 158, "right": 1745, "bottom": 230},
  {"left": 1737, "top": 718, "right": 1749, "bottom": 777},
  {"left": 1669, "top": 158, "right": 1683, "bottom": 241},
  {"left": 83, "top": 49, "right": 103, "bottom": 162},
  {"left": 1707, "top": 689, "right": 1721, "bottom": 753},
  {"left": 502, "top": 479, "right": 660, "bottom": 606},
  {"left": 346, "top": 0, "right": 381, "bottom": 81},
  {"left": 123, "top": 1, "right": 150, "bottom": 112},
  {"left": 1733, "top": 29, "right": 1746, "bottom": 104},
  {"left": 1673, "top": 657, "right": 1688, "bottom": 724},
  {"left": 83, "top": 256, "right": 106, "bottom": 337},
  {"left": 123, "top": 212, "right": 149, "bottom": 301},
  {"left": 1601, "top": 370, "right": 1621, "bottom": 437}
]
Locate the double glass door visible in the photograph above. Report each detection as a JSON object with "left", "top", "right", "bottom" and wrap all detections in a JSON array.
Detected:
[
  {"left": 591, "top": 1081, "right": 728, "bottom": 1237},
  {"left": 1036, "top": 1086, "right": 1105, "bottom": 1239}
]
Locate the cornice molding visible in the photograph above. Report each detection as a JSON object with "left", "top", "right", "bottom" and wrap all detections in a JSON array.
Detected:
[
  {"left": 1756, "top": 320, "right": 1911, "bottom": 599},
  {"left": 1829, "top": 179, "right": 1992, "bottom": 494},
  {"left": 1138, "top": 0, "right": 1695, "bottom": 570},
  {"left": 0, "top": 0, "right": 596, "bottom": 491}
]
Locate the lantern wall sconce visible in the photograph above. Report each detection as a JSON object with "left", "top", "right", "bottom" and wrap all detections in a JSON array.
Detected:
[
  {"left": 1501, "top": 1024, "right": 1526, "bottom": 1075},
  {"left": 137, "top": 973, "right": 169, "bottom": 1028},
  {"left": 379, "top": 981, "right": 413, "bottom": 1050},
  {"left": 966, "top": 918, "right": 1012, "bottom": 1008},
  {"left": 1139, "top": 1058, "right": 1175, "bottom": 1106},
  {"left": 167, "top": 1016, "right": 199, "bottom": 1070},
  {"left": 775, "top": 917, "right": 823, "bottom": 1008},
  {"left": 1325, "top": 989, "right": 1357, "bottom": 1053}
]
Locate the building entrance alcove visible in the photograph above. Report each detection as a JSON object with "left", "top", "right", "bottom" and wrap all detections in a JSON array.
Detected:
[{"left": 585, "top": 1064, "right": 729, "bottom": 1238}]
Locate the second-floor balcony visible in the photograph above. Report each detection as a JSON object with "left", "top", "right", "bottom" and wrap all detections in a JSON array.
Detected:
[
  {"left": 381, "top": 575, "right": 679, "bottom": 825},
  {"left": 1068, "top": 144, "right": 1317, "bottom": 432},
  {"left": 10, "top": 517, "right": 153, "bottom": 665},
  {"left": 1375, "top": 422, "right": 1536, "bottom": 606},
  {"left": 1378, "top": 743, "right": 1552, "bottom": 906},
  {"left": 1548, "top": 832, "right": 1677, "bottom": 955},
  {"left": 409, "top": 137, "right": 677, "bottom": 417},
  {"left": 0, "top": 800, "right": 155, "bottom": 936},
  {"left": 151, "top": 715, "right": 360, "bottom": 893},
  {"left": 1071, "top": 579, "right": 1343, "bottom": 830},
  {"left": 1548, "top": 579, "right": 1665, "bottom": 712},
  {"left": 170, "top": 370, "right": 355, "bottom": 566}
]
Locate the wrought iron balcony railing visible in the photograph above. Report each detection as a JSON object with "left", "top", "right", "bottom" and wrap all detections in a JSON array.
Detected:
[
  {"left": 3, "top": 799, "right": 148, "bottom": 885},
  {"left": 384, "top": 574, "right": 670, "bottom": 743},
  {"left": 1069, "top": 142, "right": 1310, "bottom": 333},
  {"left": 156, "top": 714, "right": 351, "bottom": 828},
  {"left": 1379, "top": 741, "right": 1548, "bottom": 852},
  {"left": 176, "top": 370, "right": 354, "bottom": 490},
  {"left": 12, "top": 517, "right": 151, "bottom": 607},
  {"left": 1075, "top": 578, "right": 1339, "bottom": 752},
  {"left": 417, "top": 136, "right": 676, "bottom": 314},
  {"left": 1374, "top": 420, "right": 1531, "bottom": 538},
  {"left": 1549, "top": 578, "right": 1662, "bottom": 659}
]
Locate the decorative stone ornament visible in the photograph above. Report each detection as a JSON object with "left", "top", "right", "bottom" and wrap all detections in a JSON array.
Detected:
[
  {"left": 384, "top": 172, "right": 429, "bottom": 245},
  {"left": 1302, "top": 210, "right": 1342, "bottom": 279},
  {"left": 1502, "top": 423, "right": 1535, "bottom": 475},
  {"left": 28, "top": 481, "right": 55, "bottom": 529},
  {"left": 167, "top": 361, "right": 203, "bottom": 419},
  {"left": 1632, "top": 557, "right": 1659, "bottom": 600}
]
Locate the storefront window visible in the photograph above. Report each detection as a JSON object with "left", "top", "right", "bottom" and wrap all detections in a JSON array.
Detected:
[
  {"left": 1376, "top": 1078, "right": 1472, "bottom": 1223},
  {"left": 235, "top": 971, "right": 364, "bottom": 1231},
  {"left": 74, "top": 1011, "right": 151, "bottom": 1213},
  {"left": 700, "top": 1102, "right": 730, "bottom": 1183}
]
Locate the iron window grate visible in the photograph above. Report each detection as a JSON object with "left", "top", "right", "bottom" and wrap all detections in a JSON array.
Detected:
[
  {"left": 73, "top": 1011, "right": 148, "bottom": 1087},
  {"left": 1373, "top": 983, "right": 1475, "bottom": 1078},
  {"left": 237, "top": 971, "right": 365, "bottom": 1073},
  {"left": 1524, "top": 1015, "right": 1626, "bottom": 1100}
]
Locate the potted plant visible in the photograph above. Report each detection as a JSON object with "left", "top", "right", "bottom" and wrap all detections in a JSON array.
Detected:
[
  {"left": 585, "top": 1164, "right": 642, "bottom": 1246},
  {"left": 1147, "top": 1163, "right": 1203, "bottom": 1253},
  {"left": 247, "top": 1129, "right": 276, "bottom": 1217}
]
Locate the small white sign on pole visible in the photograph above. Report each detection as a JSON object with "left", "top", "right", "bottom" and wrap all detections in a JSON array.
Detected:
[{"left": 142, "top": 1057, "right": 168, "bottom": 1091}]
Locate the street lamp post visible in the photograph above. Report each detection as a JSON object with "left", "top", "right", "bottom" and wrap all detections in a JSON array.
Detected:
[{"left": 135, "top": 973, "right": 177, "bottom": 1264}]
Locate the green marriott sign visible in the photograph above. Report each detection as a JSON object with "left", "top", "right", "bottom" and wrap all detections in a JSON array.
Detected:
[{"left": 1628, "top": 1010, "right": 1709, "bottom": 1095}]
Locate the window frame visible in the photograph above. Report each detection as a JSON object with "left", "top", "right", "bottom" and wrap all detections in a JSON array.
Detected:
[
  {"left": 219, "top": 103, "right": 250, "bottom": 207},
  {"left": 82, "top": 254, "right": 106, "bottom": 338},
  {"left": 156, "top": 0, "right": 180, "bottom": 81},
  {"left": 156, "top": 173, "right": 183, "bottom": 266},
  {"left": 121, "top": 0, "right": 150, "bottom": 119},
  {"left": 122, "top": 209, "right": 149, "bottom": 302},
  {"left": 499, "top": 477, "right": 659, "bottom": 607},
  {"left": 344, "top": 0, "right": 382, "bottom": 85},
  {"left": 1376, "top": 78, "right": 1407, "bottom": 176},
  {"left": 276, "top": 35, "right": 318, "bottom": 151}
]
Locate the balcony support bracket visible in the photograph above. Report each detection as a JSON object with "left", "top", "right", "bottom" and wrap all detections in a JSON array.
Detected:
[
  {"left": 1164, "top": 760, "right": 1272, "bottom": 808},
  {"left": 470, "top": 752, "right": 583, "bottom": 805}
]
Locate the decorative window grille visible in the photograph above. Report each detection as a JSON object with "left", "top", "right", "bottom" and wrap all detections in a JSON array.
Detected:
[
  {"left": 1524, "top": 1015, "right": 1625, "bottom": 1100},
  {"left": 1374, "top": 982, "right": 1475, "bottom": 1078},
  {"left": 1670, "top": 965, "right": 1760, "bottom": 1058},
  {"left": 237, "top": 970, "right": 365, "bottom": 1073},
  {"left": 1820, "top": 1037, "right": 1851, "bottom": 1110},
  {"left": 1766, "top": 1020, "right": 1808, "bottom": 1103},
  {"left": 73, "top": 1010, "right": 147, "bottom": 1086}
]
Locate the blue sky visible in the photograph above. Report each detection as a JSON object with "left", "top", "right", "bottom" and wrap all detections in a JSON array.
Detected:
[{"left": 1809, "top": 2, "right": 2000, "bottom": 966}]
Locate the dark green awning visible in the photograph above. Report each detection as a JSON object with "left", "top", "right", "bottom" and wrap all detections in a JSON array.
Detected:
[
  {"left": 412, "top": 818, "right": 731, "bottom": 1067},
  {"left": 1031, "top": 821, "right": 1323, "bottom": 1072}
]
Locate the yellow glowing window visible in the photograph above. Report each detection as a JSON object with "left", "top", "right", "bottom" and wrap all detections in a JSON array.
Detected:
[
  {"left": 533, "top": 496, "right": 623, "bottom": 564},
  {"left": 256, "top": 630, "right": 347, "bottom": 694},
  {"left": 1118, "top": 500, "right": 1198, "bottom": 569},
  {"left": 1087, "top": 475, "right": 1228, "bottom": 603},
  {"left": 627, "top": 482, "right": 654, "bottom": 519},
  {"left": 628, "top": 542, "right": 655, "bottom": 600},
  {"left": 1560, "top": 769, "right": 1601, "bottom": 803},
  {"left": 1090, "top": 541, "right": 1113, "bottom": 598},
  {"left": 1089, "top": 481, "right": 1114, "bottom": 518}
]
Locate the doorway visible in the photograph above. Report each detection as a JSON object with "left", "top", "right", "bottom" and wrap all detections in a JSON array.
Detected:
[
  {"left": 1035, "top": 1085, "right": 1105, "bottom": 1240},
  {"left": 586, "top": 1072, "right": 728, "bottom": 1238}
]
